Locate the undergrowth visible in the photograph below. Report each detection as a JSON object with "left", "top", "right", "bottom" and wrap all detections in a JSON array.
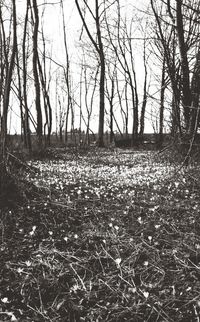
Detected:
[{"left": 1, "top": 147, "right": 200, "bottom": 321}]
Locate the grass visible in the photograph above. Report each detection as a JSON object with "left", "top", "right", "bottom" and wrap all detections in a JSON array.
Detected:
[{"left": 1, "top": 147, "right": 200, "bottom": 321}]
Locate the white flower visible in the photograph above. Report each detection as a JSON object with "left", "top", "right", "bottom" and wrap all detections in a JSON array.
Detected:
[
  {"left": 70, "top": 284, "right": 79, "bottom": 293},
  {"left": 25, "top": 260, "right": 32, "bottom": 267},
  {"left": 115, "top": 258, "right": 122, "bottom": 266},
  {"left": 74, "top": 234, "right": 78, "bottom": 239},
  {"left": 174, "top": 182, "right": 179, "bottom": 188},
  {"left": 143, "top": 291, "right": 149, "bottom": 299},
  {"left": 29, "top": 225, "right": 37, "bottom": 236},
  {"left": 114, "top": 225, "right": 119, "bottom": 231},
  {"left": 1, "top": 297, "right": 9, "bottom": 303},
  {"left": 63, "top": 237, "right": 68, "bottom": 242}
]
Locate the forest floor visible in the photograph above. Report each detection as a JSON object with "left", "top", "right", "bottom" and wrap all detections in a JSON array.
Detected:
[{"left": 1, "top": 147, "right": 200, "bottom": 321}]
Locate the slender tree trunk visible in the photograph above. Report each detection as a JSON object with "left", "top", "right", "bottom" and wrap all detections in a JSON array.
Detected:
[
  {"left": 37, "top": 57, "right": 52, "bottom": 146},
  {"left": 189, "top": 47, "right": 200, "bottom": 135},
  {"left": 109, "top": 77, "right": 115, "bottom": 143},
  {"left": 75, "top": 0, "right": 106, "bottom": 147},
  {"left": 22, "top": 0, "right": 32, "bottom": 152},
  {"left": 1, "top": 0, "right": 17, "bottom": 158},
  {"left": 95, "top": 0, "right": 105, "bottom": 147},
  {"left": 139, "top": 40, "right": 148, "bottom": 139},
  {"left": 158, "top": 56, "right": 166, "bottom": 147},
  {"left": 16, "top": 47, "right": 26, "bottom": 144},
  {"left": 32, "top": 0, "right": 43, "bottom": 147},
  {"left": 176, "top": 0, "right": 191, "bottom": 129}
]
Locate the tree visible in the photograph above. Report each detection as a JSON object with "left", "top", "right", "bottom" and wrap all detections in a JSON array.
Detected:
[
  {"left": 105, "top": 1, "right": 150, "bottom": 144},
  {"left": 75, "top": 0, "right": 106, "bottom": 147},
  {"left": 139, "top": 37, "right": 149, "bottom": 139},
  {"left": 22, "top": 0, "right": 32, "bottom": 151},
  {"left": 0, "top": 0, "right": 17, "bottom": 158},
  {"left": 105, "top": 58, "right": 117, "bottom": 143},
  {"left": 31, "top": 0, "right": 43, "bottom": 146},
  {"left": 151, "top": 0, "right": 200, "bottom": 141}
]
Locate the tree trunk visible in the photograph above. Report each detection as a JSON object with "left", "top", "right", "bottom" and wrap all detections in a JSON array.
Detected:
[
  {"left": 0, "top": 0, "right": 17, "bottom": 158},
  {"left": 32, "top": 0, "right": 43, "bottom": 147},
  {"left": 176, "top": 0, "right": 191, "bottom": 129},
  {"left": 158, "top": 56, "right": 166, "bottom": 147},
  {"left": 22, "top": 0, "right": 32, "bottom": 152}
]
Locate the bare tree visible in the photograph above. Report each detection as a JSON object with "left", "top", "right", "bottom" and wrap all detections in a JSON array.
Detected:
[
  {"left": 151, "top": 0, "right": 200, "bottom": 141},
  {"left": 105, "top": 2, "right": 141, "bottom": 144},
  {"left": 31, "top": 0, "right": 43, "bottom": 146},
  {"left": 75, "top": 0, "right": 106, "bottom": 147},
  {"left": 0, "top": 0, "right": 17, "bottom": 158},
  {"left": 105, "top": 58, "right": 117, "bottom": 143},
  {"left": 139, "top": 38, "right": 149, "bottom": 139},
  {"left": 22, "top": 0, "right": 32, "bottom": 151}
]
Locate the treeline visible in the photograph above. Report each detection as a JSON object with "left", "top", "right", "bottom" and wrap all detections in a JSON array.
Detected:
[{"left": 0, "top": 0, "right": 200, "bottom": 158}]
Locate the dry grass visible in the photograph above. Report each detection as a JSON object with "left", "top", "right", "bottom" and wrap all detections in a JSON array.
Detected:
[{"left": 1, "top": 147, "right": 200, "bottom": 321}]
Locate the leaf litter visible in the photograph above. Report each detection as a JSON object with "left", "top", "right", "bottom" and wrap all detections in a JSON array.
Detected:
[{"left": 1, "top": 148, "right": 200, "bottom": 321}]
